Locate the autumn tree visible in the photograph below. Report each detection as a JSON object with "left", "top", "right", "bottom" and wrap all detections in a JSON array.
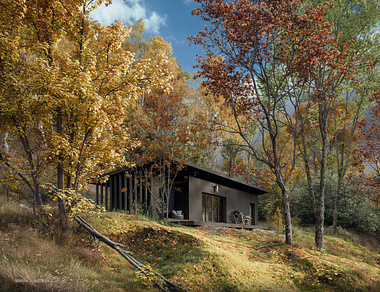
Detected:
[
  {"left": 287, "top": 98, "right": 367, "bottom": 235},
  {"left": 186, "top": 86, "right": 241, "bottom": 171},
  {"left": 0, "top": 0, "right": 48, "bottom": 206},
  {"left": 290, "top": 50, "right": 364, "bottom": 248},
  {"left": 329, "top": 89, "right": 375, "bottom": 234},
  {"left": 126, "top": 36, "right": 192, "bottom": 224},
  {"left": 221, "top": 138, "right": 242, "bottom": 177},
  {"left": 128, "top": 88, "right": 190, "bottom": 224},
  {"left": 0, "top": 0, "right": 172, "bottom": 226},
  {"left": 190, "top": 0, "right": 353, "bottom": 246},
  {"left": 318, "top": 0, "right": 380, "bottom": 235},
  {"left": 355, "top": 90, "right": 380, "bottom": 208}
]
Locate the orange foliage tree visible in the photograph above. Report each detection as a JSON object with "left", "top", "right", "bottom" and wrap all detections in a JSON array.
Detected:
[{"left": 126, "top": 47, "right": 193, "bottom": 224}]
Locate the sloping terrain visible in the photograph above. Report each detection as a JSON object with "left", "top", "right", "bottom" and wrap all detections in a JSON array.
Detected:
[{"left": 0, "top": 199, "right": 379, "bottom": 291}]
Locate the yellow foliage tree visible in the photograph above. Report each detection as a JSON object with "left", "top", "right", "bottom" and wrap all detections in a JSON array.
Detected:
[{"left": 0, "top": 0, "right": 172, "bottom": 224}]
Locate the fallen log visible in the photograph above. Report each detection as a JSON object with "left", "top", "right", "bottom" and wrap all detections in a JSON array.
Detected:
[{"left": 74, "top": 215, "right": 187, "bottom": 292}]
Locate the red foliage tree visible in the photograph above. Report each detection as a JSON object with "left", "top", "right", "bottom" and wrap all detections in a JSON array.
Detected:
[{"left": 189, "top": 0, "right": 359, "bottom": 247}]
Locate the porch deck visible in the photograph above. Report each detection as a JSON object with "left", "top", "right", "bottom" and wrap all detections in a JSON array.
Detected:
[{"left": 167, "top": 219, "right": 273, "bottom": 230}]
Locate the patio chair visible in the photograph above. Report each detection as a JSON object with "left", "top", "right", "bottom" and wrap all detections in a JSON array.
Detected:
[
  {"left": 243, "top": 216, "right": 250, "bottom": 225},
  {"left": 172, "top": 210, "right": 184, "bottom": 220},
  {"left": 236, "top": 214, "right": 244, "bottom": 224},
  {"left": 229, "top": 214, "right": 237, "bottom": 224}
]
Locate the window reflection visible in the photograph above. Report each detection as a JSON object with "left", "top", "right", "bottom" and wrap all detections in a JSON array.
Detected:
[{"left": 202, "top": 193, "right": 223, "bottom": 222}]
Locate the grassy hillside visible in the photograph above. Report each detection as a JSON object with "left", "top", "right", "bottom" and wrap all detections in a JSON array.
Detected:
[{"left": 0, "top": 198, "right": 379, "bottom": 291}]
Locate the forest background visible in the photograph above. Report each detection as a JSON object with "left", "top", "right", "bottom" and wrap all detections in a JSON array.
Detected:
[{"left": 0, "top": 0, "right": 380, "bottom": 251}]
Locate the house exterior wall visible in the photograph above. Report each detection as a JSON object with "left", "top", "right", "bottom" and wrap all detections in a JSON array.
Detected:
[
  {"left": 187, "top": 175, "right": 259, "bottom": 224},
  {"left": 96, "top": 165, "right": 264, "bottom": 225}
]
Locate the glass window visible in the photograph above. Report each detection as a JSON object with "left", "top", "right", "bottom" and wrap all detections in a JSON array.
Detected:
[{"left": 202, "top": 193, "right": 223, "bottom": 222}]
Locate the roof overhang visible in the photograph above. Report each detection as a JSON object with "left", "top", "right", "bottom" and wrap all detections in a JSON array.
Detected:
[
  {"left": 94, "top": 162, "right": 268, "bottom": 195},
  {"left": 183, "top": 163, "right": 268, "bottom": 195}
]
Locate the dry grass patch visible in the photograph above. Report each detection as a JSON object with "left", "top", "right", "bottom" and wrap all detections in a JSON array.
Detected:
[
  {"left": 1, "top": 197, "right": 379, "bottom": 292},
  {"left": 0, "top": 200, "right": 149, "bottom": 292}
]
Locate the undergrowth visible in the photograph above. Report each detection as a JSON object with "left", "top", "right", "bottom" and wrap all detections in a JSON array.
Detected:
[{"left": 1, "top": 197, "right": 379, "bottom": 291}]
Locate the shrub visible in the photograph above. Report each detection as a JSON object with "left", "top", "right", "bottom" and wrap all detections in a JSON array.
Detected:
[{"left": 0, "top": 200, "right": 33, "bottom": 230}]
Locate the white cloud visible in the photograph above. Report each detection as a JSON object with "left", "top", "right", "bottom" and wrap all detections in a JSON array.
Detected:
[
  {"left": 166, "top": 35, "right": 186, "bottom": 47},
  {"left": 91, "top": 0, "right": 166, "bottom": 34}
]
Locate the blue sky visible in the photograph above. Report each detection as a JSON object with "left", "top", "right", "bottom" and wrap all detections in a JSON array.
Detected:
[{"left": 91, "top": 0, "right": 205, "bottom": 78}]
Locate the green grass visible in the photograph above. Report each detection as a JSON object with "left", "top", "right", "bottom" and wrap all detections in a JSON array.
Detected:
[{"left": 1, "top": 197, "right": 379, "bottom": 291}]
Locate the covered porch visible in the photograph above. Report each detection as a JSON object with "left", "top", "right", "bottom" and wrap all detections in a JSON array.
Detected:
[{"left": 167, "top": 219, "right": 273, "bottom": 230}]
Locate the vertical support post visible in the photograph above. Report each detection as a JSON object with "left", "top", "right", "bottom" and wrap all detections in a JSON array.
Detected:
[
  {"left": 114, "top": 176, "right": 117, "bottom": 211},
  {"left": 119, "top": 173, "right": 123, "bottom": 212},
  {"left": 113, "top": 174, "right": 118, "bottom": 211},
  {"left": 105, "top": 180, "right": 109, "bottom": 211},
  {"left": 100, "top": 183, "right": 104, "bottom": 206},
  {"left": 123, "top": 172, "right": 127, "bottom": 212},
  {"left": 134, "top": 171, "right": 137, "bottom": 204},
  {"left": 148, "top": 164, "right": 154, "bottom": 210},
  {"left": 143, "top": 183, "right": 148, "bottom": 213},
  {"left": 96, "top": 183, "right": 99, "bottom": 205},
  {"left": 109, "top": 176, "right": 113, "bottom": 211},
  {"left": 128, "top": 175, "right": 133, "bottom": 214},
  {"left": 139, "top": 168, "right": 142, "bottom": 204}
]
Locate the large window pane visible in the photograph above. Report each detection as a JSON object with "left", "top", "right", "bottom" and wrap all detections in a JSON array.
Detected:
[
  {"left": 207, "top": 194, "right": 213, "bottom": 221},
  {"left": 212, "top": 196, "right": 218, "bottom": 222},
  {"left": 202, "top": 193, "right": 223, "bottom": 222},
  {"left": 202, "top": 193, "right": 206, "bottom": 221}
]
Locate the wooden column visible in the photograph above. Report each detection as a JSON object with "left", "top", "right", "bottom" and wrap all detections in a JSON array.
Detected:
[
  {"left": 96, "top": 184, "right": 99, "bottom": 205},
  {"left": 123, "top": 173, "right": 127, "bottom": 212},
  {"left": 100, "top": 183, "right": 104, "bottom": 206},
  {"left": 139, "top": 169, "right": 142, "bottom": 204},
  {"left": 109, "top": 175, "right": 115, "bottom": 211},
  {"left": 133, "top": 171, "right": 137, "bottom": 205},
  {"left": 128, "top": 175, "right": 132, "bottom": 214},
  {"left": 118, "top": 173, "right": 123, "bottom": 212},
  {"left": 105, "top": 180, "right": 109, "bottom": 211},
  {"left": 148, "top": 164, "right": 153, "bottom": 209},
  {"left": 143, "top": 183, "right": 148, "bottom": 213},
  {"left": 113, "top": 174, "right": 118, "bottom": 211}
]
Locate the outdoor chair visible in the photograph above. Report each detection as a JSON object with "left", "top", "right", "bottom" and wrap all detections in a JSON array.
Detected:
[
  {"left": 229, "top": 214, "right": 237, "bottom": 224},
  {"left": 172, "top": 210, "right": 184, "bottom": 220},
  {"left": 236, "top": 214, "right": 251, "bottom": 225},
  {"left": 243, "top": 215, "right": 250, "bottom": 225},
  {"left": 236, "top": 214, "right": 244, "bottom": 224}
]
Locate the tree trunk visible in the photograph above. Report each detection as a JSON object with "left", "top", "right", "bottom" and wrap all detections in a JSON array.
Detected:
[
  {"left": 315, "top": 207, "right": 324, "bottom": 249},
  {"left": 274, "top": 162, "right": 293, "bottom": 245},
  {"left": 315, "top": 182, "right": 326, "bottom": 249},
  {"left": 19, "top": 134, "right": 43, "bottom": 206},
  {"left": 33, "top": 182, "right": 43, "bottom": 206},
  {"left": 331, "top": 180, "right": 342, "bottom": 235},
  {"left": 282, "top": 189, "right": 292, "bottom": 245},
  {"left": 66, "top": 175, "right": 72, "bottom": 189},
  {"left": 315, "top": 102, "right": 329, "bottom": 249},
  {"left": 57, "top": 110, "right": 67, "bottom": 230}
]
